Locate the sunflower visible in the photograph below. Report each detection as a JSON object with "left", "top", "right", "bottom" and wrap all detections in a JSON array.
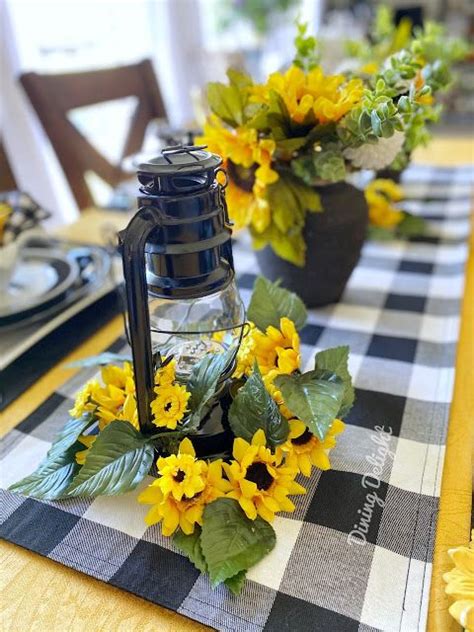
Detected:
[
  {"left": 196, "top": 116, "right": 278, "bottom": 188},
  {"left": 279, "top": 418, "right": 345, "bottom": 476},
  {"left": 138, "top": 438, "right": 231, "bottom": 535},
  {"left": 250, "top": 65, "right": 364, "bottom": 126},
  {"left": 224, "top": 429, "right": 306, "bottom": 523},
  {"left": 443, "top": 530, "right": 474, "bottom": 630},
  {"left": 253, "top": 317, "right": 301, "bottom": 376},
  {"left": 154, "top": 358, "right": 176, "bottom": 387},
  {"left": 69, "top": 380, "right": 101, "bottom": 419},
  {"left": 233, "top": 322, "right": 257, "bottom": 379},
  {"left": 365, "top": 178, "right": 405, "bottom": 228},
  {"left": 151, "top": 382, "right": 191, "bottom": 430},
  {"left": 101, "top": 362, "right": 134, "bottom": 392}
]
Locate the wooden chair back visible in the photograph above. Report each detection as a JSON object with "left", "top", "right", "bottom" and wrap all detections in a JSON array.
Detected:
[
  {"left": 0, "top": 141, "right": 17, "bottom": 192},
  {"left": 20, "top": 59, "right": 166, "bottom": 209}
]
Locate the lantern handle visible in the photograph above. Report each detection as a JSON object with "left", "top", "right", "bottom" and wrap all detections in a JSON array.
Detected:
[{"left": 119, "top": 205, "right": 162, "bottom": 434}]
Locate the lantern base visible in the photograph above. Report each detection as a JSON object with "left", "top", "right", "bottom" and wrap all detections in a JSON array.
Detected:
[{"left": 190, "top": 382, "right": 234, "bottom": 459}]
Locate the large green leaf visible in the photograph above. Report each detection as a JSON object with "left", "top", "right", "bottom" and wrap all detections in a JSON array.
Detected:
[
  {"left": 224, "top": 570, "right": 247, "bottom": 595},
  {"left": 173, "top": 527, "right": 247, "bottom": 594},
  {"left": 9, "top": 415, "right": 93, "bottom": 500},
  {"left": 266, "top": 177, "right": 305, "bottom": 234},
  {"left": 229, "top": 364, "right": 289, "bottom": 447},
  {"left": 187, "top": 349, "right": 234, "bottom": 428},
  {"left": 173, "top": 528, "right": 207, "bottom": 574},
  {"left": 207, "top": 82, "right": 244, "bottom": 127},
  {"left": 274, "top": 371, "right": 344, "bottom": 440},
  {"left": 314, "top": 346, "right": 355, "bottom": 418},
  {"left": 200, "top": 498, "right": 276, "bottom": 587},
  {"left": 66, "top": 421, "right": 154, "bottom": 497},
  {"left": 247, "top": 276, "right": 307, "bottom": 332}
]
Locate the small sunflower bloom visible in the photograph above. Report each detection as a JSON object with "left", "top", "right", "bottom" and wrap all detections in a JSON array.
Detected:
[
  {"left": 138, "top": 439, "right": 231, "bottom": 536},
  {"left": 69, "top": 380, "right": 101, "bottom": 419},
  {"left": 253, "top": 317, "right": 301, "bottom": 376},
  {"left": 224, "top": 429, "right": 306, "bottom": 523},
  {"left": 279, "top": 419, "right": 345, "bottom": 476},
  {"left": 365, "top": 179, "right": 405, "bottom": 229},
  {"left": 155, "top": 438, "right": 207, "bottom": 501},
  {"left": 233, "top": 322, "right": 257, "bottom": 379},
  {"left": 154, "top": 358, "right": 176, "bottom": 387},
  {"left": 151, "top": 382, "right": 191, "bottom": 429},
  {"left": 101, "top": 362, "right": 134, "bottom": 393}
]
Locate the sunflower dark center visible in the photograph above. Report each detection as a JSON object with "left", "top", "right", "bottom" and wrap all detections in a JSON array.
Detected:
[
  {"left": 174, "top": 469, "right": 186, "bottom": 482},
  {"left": 164, "top": 401, "right": 173, "bottom": 412},
  {"left": 291, "top": 428, "right": 313, "bottom": 446},
  {"left": 246, "top": 462, "right": 274, "bottom": 491}
]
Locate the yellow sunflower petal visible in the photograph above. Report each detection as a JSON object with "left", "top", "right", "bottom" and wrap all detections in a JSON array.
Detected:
[
  {"left": 252, "top": 429, "right": 266, "bottom": 447},
  {"left": 239, "top": 496, "right": 258, "bottom": 520},
  {"left": 179, "top": 437, "right": 196, "bottom": 457}
]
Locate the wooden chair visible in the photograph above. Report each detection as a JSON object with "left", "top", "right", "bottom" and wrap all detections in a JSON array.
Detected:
[
  {"left": 0, "top": 140, "right": 17, "bottom": 192},
  {"left": 20, "top": 59, "right": 167, "bottom": 209}
]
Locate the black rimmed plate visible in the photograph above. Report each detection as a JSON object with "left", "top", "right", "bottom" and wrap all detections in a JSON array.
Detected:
[{"left": 0, "top": 248, "right": 79, "bottom": 327}]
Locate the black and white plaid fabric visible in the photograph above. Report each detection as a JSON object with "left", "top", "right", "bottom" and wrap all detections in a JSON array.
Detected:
[
  {"left": 1, "top": 164, "right": 473, "bottom": 632},
  {"left": 0, "top": 191, "right": 51, "bottom": 244}
]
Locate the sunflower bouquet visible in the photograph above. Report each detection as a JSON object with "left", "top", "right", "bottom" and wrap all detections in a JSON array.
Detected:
[
  {"left": 9, "top": 277, "right": 354, "bottom": 594},
  {"left": 195, "top": 21, "right": 437, "bottom": 265}
]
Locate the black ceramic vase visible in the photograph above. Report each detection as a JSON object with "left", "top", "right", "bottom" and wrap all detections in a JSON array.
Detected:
[
  {"left": 256, "top": 182, "right": 368, "bottom": 307},
  {"left": 376, "top": 168, "right": 403, "bottom": 183}
]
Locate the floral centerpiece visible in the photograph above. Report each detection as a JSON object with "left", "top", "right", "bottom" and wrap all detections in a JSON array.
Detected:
[
  {"left": 195, "top": 22, "right": 437, "bottom": 304},
  {"left": 9, "top": 277, "right": 354, "bottom": 594}
]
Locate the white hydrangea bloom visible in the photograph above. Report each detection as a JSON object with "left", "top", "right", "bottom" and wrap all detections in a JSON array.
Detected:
[{"left": 343, "top": 131, "right": 405, "bottom": 170}]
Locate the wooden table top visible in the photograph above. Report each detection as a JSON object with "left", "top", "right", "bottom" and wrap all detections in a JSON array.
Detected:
[{"left": 1, "top": 136, "right": 472, "bottom": 632}]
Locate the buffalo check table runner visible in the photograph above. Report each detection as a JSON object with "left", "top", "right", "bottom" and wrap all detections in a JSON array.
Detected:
[{"left": 1, "top": 164, "right": 473, "bottom": 632}]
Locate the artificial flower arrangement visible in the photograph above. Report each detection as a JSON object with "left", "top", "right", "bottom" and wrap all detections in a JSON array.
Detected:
[
  {"left": 9, "top": 277, "right": 354, "bottom": 594},
  {"left": 196, "top": 21, "right": 437, "bottom": 265},
  {"left": 364, "top": 178, "right": 426, "bottom": 240},
  {"left": 443, "top": 530, "right": 474, "bottom": 631},
  {"left": 345, "top": 6, "right": 469, "bottom": 172}
]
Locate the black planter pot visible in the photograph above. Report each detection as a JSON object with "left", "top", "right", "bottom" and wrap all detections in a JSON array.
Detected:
[
  {"left": 256, "top": 182, "right": 368, "bottom": 307},
  {"left": 376, "top": 168, "right": 403, "bottom": 183}
]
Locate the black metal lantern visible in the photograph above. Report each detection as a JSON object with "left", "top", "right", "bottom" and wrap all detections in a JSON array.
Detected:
[{"left": 119, "top": 145, "right": 246, "bottom": 437}]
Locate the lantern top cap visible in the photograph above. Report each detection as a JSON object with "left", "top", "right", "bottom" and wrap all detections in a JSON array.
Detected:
[{"left": 138, "top": 145, "right": 222, "bottom": 175}]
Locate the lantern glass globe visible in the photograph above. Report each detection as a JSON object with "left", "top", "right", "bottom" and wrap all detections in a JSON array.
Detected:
[{"left": 148, "top": 277, "right": 245, "bottom": 378}]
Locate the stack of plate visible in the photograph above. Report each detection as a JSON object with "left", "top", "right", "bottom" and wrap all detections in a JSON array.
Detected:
[{"left": 0, "top": 240, "right": 120, "bottom": 372}]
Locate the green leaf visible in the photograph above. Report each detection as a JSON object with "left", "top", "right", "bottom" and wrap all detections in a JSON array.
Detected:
[
  {"left": 9, "top": 415, "right": 93, "bottom": 500},
  {"left": 274, "top": 372, "right": 344, "bottom": 440},
  {"left": 247, "top": 276, "right": 307, "bottom": 332},
  {"left": 229, "top": 364, "right": 289, "bottom": 447},
  {"left": 224, "top": 570, "right": 247, "bottom": 595},
  {"left": 200, "top": 498, "right": 276, "bottom": 587},
  {"left": 227, "top": 68, "right": 252, "bottom": 91},
  {"left": 66, "top": 421, "right": 154, "bottom": 497},
  {"left": 187, "top": 349, "right": 234, "bottom": 427},
  {"left": 313, "top": 346, "right": 354, "bottom": 418},
  {"left": 173, "top": 528, "right": 207, "bottom": 574},
  {"left": 207, "top": 82, "right": 244, "bottom": 127},
  {"left": 65, "top": 353, "right": 132, "bottom": 368},
  {"left": 397, "top": 212, "right": 427, "bottom": 237},
  {"left": 269, "top": 228, "right": 307, "bottom": 267}
]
